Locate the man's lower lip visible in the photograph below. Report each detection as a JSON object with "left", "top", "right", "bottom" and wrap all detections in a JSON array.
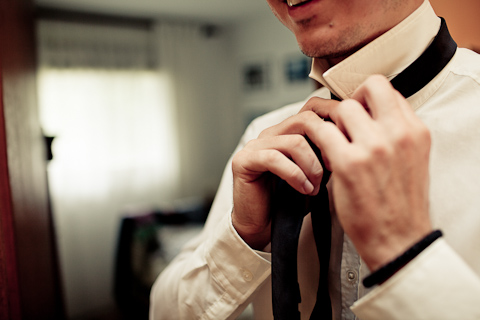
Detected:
[{"left": 286, "top": 0, "right": 320, "bottom": 18}]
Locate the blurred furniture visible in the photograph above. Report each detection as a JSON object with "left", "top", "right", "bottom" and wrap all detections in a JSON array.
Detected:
[{"left": 113, "top": 199, "right": 210, "bottom": 319}]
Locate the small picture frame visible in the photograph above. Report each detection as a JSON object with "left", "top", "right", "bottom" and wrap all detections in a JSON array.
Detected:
[
  {"left": 285, "top": 55, "right": 311, "bottom": 84},
  {"left": 242, "top": 60, "right": 270, "bottom": 92}
]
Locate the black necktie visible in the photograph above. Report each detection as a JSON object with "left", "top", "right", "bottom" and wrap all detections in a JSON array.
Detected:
[{"left": 271, "top": 18, "right": 456, "bottom": 320}]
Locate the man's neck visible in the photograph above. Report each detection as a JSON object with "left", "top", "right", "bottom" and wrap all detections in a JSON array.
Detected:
[
  {"left": 309, "top": 0, "right": 440, "bottom": 100},
  {"left": 325, "top": 0, "right": 425, "bottom": 67}
]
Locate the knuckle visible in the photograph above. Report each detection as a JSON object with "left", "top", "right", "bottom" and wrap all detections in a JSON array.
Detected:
[
  {"left": 339, "top": 143, "right": 391, "bottom": 174},
  {"left": 393, "top": 131, "right": 415, "bottom": 150},
  {"left": 258, "top": 126, "right": 274, "bottom": 138},
  {"left": 371, "top": 143, "right": 391, "bottom": 159},
  {"left": 359, "top": 75, "right": 392, "bottom": 99},
  {"left": 232, "top": 149, "right": 248, "bottom": 171},
  {"left": 292, "top": 112, "right": 318, "bottom": 132},
  {"left": 258, "top": 149, "right": 277, "bottom": 164},
  {"left": 241, "top": 139, "right": 259, "bottom": 153},
  {"left": 287, "top": 134, "right": 307, "bottom": 150},
  {"left": 336, "top": 159, "right": 362, "bottom": 181},
  {"left": 300, "top": 97, "right": 318, "bottom": 112},
  {"left": 336, "top": 101, "right": 349, "bottom": 114},
  {"left": 300, "top": 97, "right": 326, "bottom": 112},
  {"left": 392, "top": 123, "right": 431, "bottom": 151},
  {"left": 311, "top": 163, "right": 324, "bottom": 180},
  {"left": 365, "top": 74, "right": 388, "bottom": 87},
  {"left": 365, "top": 135, "right": 393, "bottom": 160},
  {"left": 336, "top": 99, "right": 365, "bottom": 119},
  {"left": 298, "top": 110, "right": 316, "bottom": 121},
  {"left": 286, "top": 166, "right": 304, "bottom": 184},
  {"left": 417, "top": 124, "right": 432, "bottom": 145},
  {"left": 337, "top": 99, "right": 355, "bottom": 114},
  {"left": 232, "top": 142, "right": 263, "bottom": 167},
  {"left": 259, "top": 113, "right": 311, "bottom": 138}
]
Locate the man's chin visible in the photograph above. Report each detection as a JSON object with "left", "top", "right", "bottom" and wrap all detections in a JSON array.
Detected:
[
  {"left": 299, "top": 38, "right": 370, "bottom": 64},
  {"left": 296, "top": 35, "right": 345, "bottom": 60},
  {"left": 298, "top": 45, "right": 343, "bottom": 60}
]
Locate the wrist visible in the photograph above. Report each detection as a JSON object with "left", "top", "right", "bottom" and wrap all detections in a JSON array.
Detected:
[
  {"left": 358, "top": 226, "right": 433, "bottom": 272},
  {"left": 231, "top": 210, "right": 271, "bottom": 250},
  {"left": 363, "top": 230, "right": 443, "bottom": 287}
]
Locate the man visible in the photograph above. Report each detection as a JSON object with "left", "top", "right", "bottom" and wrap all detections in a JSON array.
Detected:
[{"left": 150, "top": 0, "right": 480, "bottom": 319}]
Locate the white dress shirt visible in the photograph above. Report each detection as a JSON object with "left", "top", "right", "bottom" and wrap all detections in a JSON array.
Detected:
[{"left": 150, "top": 1, "right": 480, "bottom": 319}]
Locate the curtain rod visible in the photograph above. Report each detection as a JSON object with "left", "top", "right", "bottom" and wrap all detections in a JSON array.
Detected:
[{"left": 34, "top": 6, "right": 154, "bottom": 30}]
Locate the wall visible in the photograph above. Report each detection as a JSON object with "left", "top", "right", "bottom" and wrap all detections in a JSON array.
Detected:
[
  {"left": 232, "top": 12, "right": 317, "bottom": 128},
  {"left": 173, "top": 26, "right": 243, "bottom": 200},
  {"left": 431, "top": 0, "right": 480, "bottom": 51}
]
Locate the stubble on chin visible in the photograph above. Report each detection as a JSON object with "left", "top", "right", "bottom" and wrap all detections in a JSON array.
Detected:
[{"left": 297, "top": 22, "right": 369, "bottom": 63}]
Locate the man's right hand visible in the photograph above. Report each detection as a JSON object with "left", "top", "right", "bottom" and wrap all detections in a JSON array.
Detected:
[{"left": 231, "top": 98, "right": 339, "bottom": 250}]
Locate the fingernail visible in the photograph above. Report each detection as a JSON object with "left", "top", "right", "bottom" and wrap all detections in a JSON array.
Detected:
[{"left": 303, "top": 180, "right": 314, "bottom": 194}]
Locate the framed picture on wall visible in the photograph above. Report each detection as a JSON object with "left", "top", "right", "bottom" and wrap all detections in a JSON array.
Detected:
[
  {"left": 242, "top": 60, "right": 270, "bottom": 92},
  {"left": 285, "top": 55, "right": 311, "bottom": 84}
]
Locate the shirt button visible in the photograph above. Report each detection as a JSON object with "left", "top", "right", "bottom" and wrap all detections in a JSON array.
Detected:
[
  {"left": 241, "top": 269, "right": 253, "bottom": 282},
  {"left": 347, "top": 270, "right": 357, "bottom": 281}
]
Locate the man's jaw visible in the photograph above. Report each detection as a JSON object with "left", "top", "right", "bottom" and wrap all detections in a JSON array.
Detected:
[{"left": 286, "top": 0, "right": 313, "bottom": 7}]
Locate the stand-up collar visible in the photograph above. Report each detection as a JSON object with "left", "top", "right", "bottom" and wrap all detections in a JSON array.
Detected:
[{"left": 309, "top": 0, "right": 441, "bottom": 100}]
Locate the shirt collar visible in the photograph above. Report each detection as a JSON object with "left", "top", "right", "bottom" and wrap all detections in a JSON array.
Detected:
[{"left": 309, "top": 0, "right": 441, "bottom": 100}]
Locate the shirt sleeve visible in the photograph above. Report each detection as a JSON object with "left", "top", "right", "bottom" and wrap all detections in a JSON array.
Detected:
[
  {"left": 149, "top": 124, "right": 272, "bottom": 320},
  {"left": 351, "top": 238, "right": 480, "bottom": 320},
  {"left": 362, "top": 230, "right": 443, "bottom": 288}
]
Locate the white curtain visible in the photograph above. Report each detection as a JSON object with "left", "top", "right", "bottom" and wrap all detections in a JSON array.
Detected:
[
  {"left": 36, "top": 18, "right": 239, "bottom": 318},
  {"left": 39, "top": 67, "right": 180, "bottom": 317}
]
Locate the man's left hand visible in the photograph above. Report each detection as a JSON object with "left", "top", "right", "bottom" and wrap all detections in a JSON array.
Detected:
[{"left": 303, "top": 75, "right": 433, "bottom": 272}]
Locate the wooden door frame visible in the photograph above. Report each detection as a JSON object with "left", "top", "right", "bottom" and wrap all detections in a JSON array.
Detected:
[
  {"left": 0, "top": 0, "right": 64, "bottom": 318},
  {"left": 0, "top": 61, "right": 22, "bottom": 320}
]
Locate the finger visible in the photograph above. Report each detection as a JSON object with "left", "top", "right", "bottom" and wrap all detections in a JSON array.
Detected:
[
  {"left": 333, "top": 99, "right": 377, "bottom": 143},
  {"left": 299, "top": 96, "right": 340, "bottom": 121},
  {"left": 234, "top": 148, "right": 317, "bottom": 195},
  {"left": 259, "top": 109, "right": 327, "bottom": 139},
  {"left": 351, "top": 75, "right": 404, "bottom": 120},
  {"left": 244, "top": 135, "right": 325, "bottom": 194},
  {"left": 306, "top": 120, "right": 351, "bottom": 172}
]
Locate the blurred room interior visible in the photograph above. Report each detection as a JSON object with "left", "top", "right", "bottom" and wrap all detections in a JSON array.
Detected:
[
  {"left": 0, "top": 0, "right": 479, "bottom": 319},
  {"left": 33, "top": 1, "right": 317, "bottom": 319}
]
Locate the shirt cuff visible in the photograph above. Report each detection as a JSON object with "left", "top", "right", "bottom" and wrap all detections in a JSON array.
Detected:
[
  {"left": 363, "top": 230, "right": 443, "bottom": 288},
  {"left": 204, "top": 212, "right": 271, "bottom": 302},
  {"left": 352, "top": 238, "right": 480, "bottom": 320}
]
